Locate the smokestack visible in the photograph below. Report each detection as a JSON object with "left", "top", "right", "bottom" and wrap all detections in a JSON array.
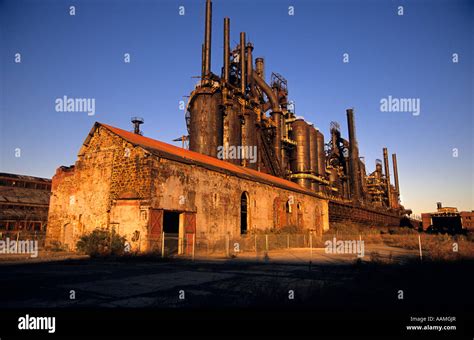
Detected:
[
  {"left": 346, "top": 109, "right": 361, "bottom": 201},
  {"left": 223, "top": 17, "right": 230, "bottom": 83},
  {"left": 131, "top": 117, "right": 144, "bottom": 135},
  {"left": 392, "top": 153, "right": 400, "bottom": 195},
  {"left": 246, "top": 43, "right": 254, "bottom": 87},
  {"left": 383, "top": 147, "right": 392, "bottom": 208},
  {"left": 202, "top": 0, "right": 212, "bottom": 79},
  {"left": 240, "top": 32, "right": 246, "bottom": 93},
  {"left": 255, "top": 57, "right": 265, "bottom": 81},
  {"left": 201, "top": 44, "right": 205, "bottom": 79}
]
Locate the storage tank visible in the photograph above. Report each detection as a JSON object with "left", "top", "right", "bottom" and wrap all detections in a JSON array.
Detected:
[
  {"left": 290, "top": 119, "right": 311, "bottom": 189},
  {"left": 308, "top": 125, "right": 319, "bottom": 191},
  {"left": 243, "top": 110, "right": 258, "bottom": 169},
  {"left": 316, "top": 130, "right": 326, "bottom": 177},
  {"left": 189, "top": 91, "right": 223, "bottom": 158}
]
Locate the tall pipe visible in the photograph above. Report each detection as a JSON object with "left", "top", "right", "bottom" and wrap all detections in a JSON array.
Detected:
[
  {"left": 346, "top": 109, "right": 361, "bottom": 202},
  {"left": 392, "top": 153, "right": 400, "bottom": 195},
  {"left": 383, "top": 147, "right": 392, "bottom": 208},
  {"left": 255, "top": 57, "right": 265, "bottom": 81},
  {"left": 203, "top": 0, "right": 212, "bottom": 79},
  {"left": 251, "top": 69, "right": 281, "bottom": 165},
  {"left": 223, "top": 17, "right": 230, "bottom": 83},
  {"left": 240, "top": 32, "right": 246, "bottom": 93},
  {"left": 201, "top": 44, "right": 205, "bottom": 80},
  {"left": 246, "top": 43, "right": 253, "bottom": 88},
  {"left": 251, "top": 70, "right": 278, "bottom": 112}
]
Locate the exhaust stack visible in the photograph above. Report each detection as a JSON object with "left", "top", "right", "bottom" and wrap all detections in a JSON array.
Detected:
[
  {"left": 240, "top": 32, "right": 246, "bottom": 93},
  {"left": 392, "top": 153, "right": 400, "bottom": 195},
  {"left": 255, "top": 57, "right": 265, "bottom": 81},
  {"left": 223, "top": 17, "right": 230, "bottom": 83},
  {"left": 346, "top": 109, "right": 361, "bottom": 202},
  {"left": 202, "top": 0, "right": 212, "bottom": 79},
  {"left": 383, "top": 147, "right": 392, "bottom": 208}
]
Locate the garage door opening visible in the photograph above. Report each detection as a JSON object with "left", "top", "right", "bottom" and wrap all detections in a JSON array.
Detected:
[
  {"left": 163, "top": 211, "right": 180, "bottom": 233},
  {"left": 163, "top": 211, "right": 183, "bottom": 255}
]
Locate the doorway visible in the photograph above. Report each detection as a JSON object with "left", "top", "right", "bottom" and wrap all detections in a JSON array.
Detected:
[{"left": 163, "top": 211, "right": 183, "bottom": 255}]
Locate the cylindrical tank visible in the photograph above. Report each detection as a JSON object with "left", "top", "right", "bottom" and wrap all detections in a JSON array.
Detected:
[
  {"left": 308, "top": 125, "right": 319, "bottom": 191},
  {"left": 222, "top": 101, "right": 242, "bottom": 165},
  {"left": 189, "top": 91, "right": 223, "bottom": 158},
  {"left": 316, "top": 131, "right": 326, "bottom": 177},
  {"left": 242, "top": 110, "right": 258, "bottom": 169},
  {"left": 291, "top": 119, "right": 310, "bottom": 173},
  {"left": 290, "top": 119, "right": 311, "bottom": 189}
]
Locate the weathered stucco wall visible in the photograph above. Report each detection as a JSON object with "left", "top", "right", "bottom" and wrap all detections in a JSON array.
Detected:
[
  {"left": 149, "top": 157, "right": 329, "bottom": 239},
  {"left": 47, "top": 125, "right": 329, "bottom": 252}
]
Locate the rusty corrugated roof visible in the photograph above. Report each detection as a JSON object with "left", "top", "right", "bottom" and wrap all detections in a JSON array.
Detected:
[
  {"left": 97, "top": 123, "right": 320, "bottom": 197},
  {"left": 0, "top": 173, "right": 51, "bottom": 183},
  {"left": 0, "top": 187, "right": 51, "bottom": 206}
]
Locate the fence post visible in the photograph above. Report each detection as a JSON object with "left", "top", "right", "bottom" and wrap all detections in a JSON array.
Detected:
[
  {"left": 255, "top": 234, "right": 258, "bottom": 259},
  {"left": 309, "top": 231, "right": 313, "bottom": 261},
  {"left": 225, "top": 233, "right": 230, "bottom": 257},
  {"left": 287, "top": 234, "right": 290, "bottom": 249},
  {"left": 418, "top": 234, "right": 423, "bottom": 262},
  {"left": 161, "top": 232, "right": 165, "bottom": 258},
  {"left": 192, "top": 233, "right": 195, "bottom": 261},
  {"left": 265, "top": 234, "right": 268, "bottom": 252}
]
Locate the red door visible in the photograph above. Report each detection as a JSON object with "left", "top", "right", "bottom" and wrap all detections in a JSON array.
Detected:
[
  {"left": 149, "top": 209, "right": 163, "bottom": 250},
  {"left": 183, "top": 213, "right": 196, "bottom": 255}
]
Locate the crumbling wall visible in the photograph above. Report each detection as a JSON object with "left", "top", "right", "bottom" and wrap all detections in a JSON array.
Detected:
[
  {"left": 46, "top": 126, "right": 151, "bottom": 250},
  {"left": 150, "top": 157, "right": 329, "bottom": 241}
]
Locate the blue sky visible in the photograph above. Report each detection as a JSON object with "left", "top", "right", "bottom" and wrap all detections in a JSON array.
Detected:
[{"left": 0, "top": 0, "right": 472, "bottom": 215}]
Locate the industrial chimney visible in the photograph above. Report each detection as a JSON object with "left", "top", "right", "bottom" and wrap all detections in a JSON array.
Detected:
[
  {"left": 383, "top": 147, "right": 392, "bottom": 208},
  {"left": 240, "top": 32, "right": 246, "bottom": 93},
  {"left": 202, "top": 0, "right": 212, "bottom": 79},
  {"left": 346, "top": 109, "right": 361, "bottom": 202},
  {"left": 223, "top": 17, "right": 230, "bottom": 83},
  {"left": 392, "top": 153, "right": 400, "bottom": 195}
]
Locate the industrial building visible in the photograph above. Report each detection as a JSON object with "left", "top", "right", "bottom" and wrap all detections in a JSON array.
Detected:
[
  {"left": 422, "top": 202, "right": 474, "bottom": 233},
  {"left": 0, "top": 172, "right": 51, "bottom": 232},
  {"left": 46, "top": 0, "right": 411, "bottom": 252}
]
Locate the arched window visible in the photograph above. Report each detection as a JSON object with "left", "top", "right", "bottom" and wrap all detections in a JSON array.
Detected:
[{"left": 240, "top": 192, "right": 249, "bottom": 234}]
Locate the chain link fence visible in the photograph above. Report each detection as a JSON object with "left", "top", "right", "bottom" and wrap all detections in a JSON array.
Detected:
[
  {"left": 148, "top": 231, "right": 474, "bottom": 261},
  {"left": 0, "top": 230, "right": 46, "bottom": 248}
]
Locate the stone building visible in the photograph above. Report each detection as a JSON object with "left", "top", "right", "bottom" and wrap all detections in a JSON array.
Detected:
[{"left": 46, "top": 123, "right": 329, "bottom": 251}]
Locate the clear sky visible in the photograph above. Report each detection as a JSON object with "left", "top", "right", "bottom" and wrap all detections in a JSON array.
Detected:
[{"left": 0, "top": 0, "right": 472, "bottom": 215}]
